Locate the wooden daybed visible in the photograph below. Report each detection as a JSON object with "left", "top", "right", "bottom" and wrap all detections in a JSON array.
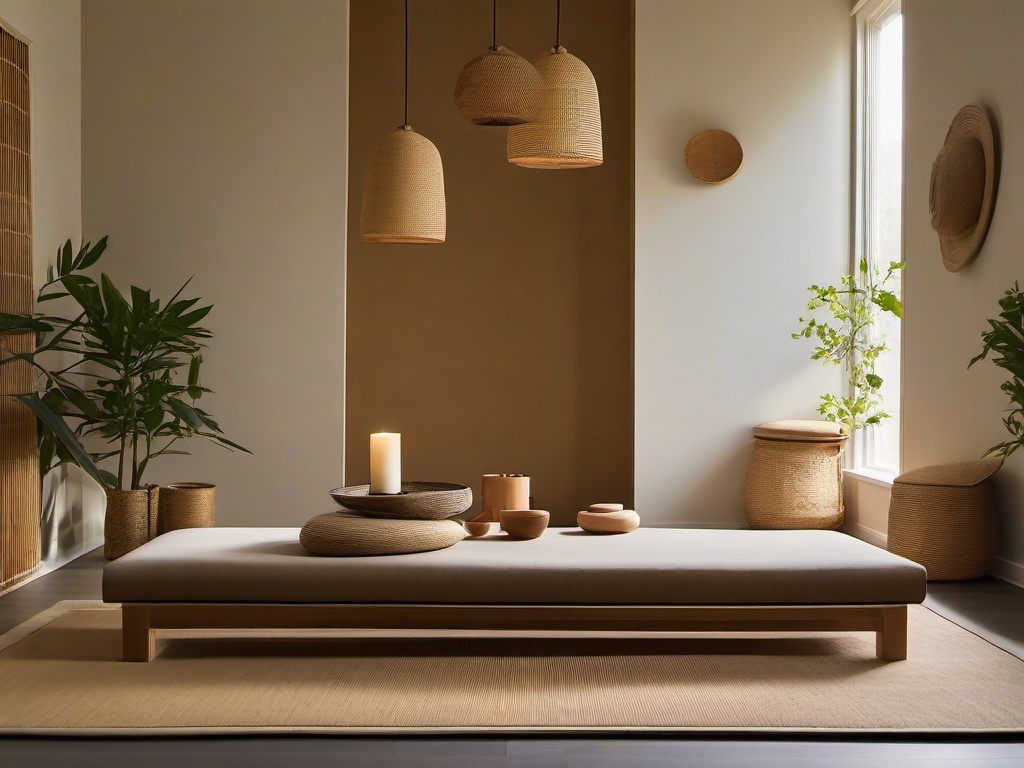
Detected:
[{"left": 102, "top": 527, "right": 926, "bottom": 662}]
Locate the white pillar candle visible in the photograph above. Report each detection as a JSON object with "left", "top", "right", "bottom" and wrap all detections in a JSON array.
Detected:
[{"left": 369, "top": 432, "right": 401, "bottom": 494}]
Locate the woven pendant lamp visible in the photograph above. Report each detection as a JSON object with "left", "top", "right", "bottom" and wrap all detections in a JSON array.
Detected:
[
  {"left": 453, "top": 0, "right": 542, "bottom": 126},
  {"left": 360, "top": 0, "right": 446, "bottom": 244},
  {"left": 507, "top": 0, "right": 602, "bottom": 169}
]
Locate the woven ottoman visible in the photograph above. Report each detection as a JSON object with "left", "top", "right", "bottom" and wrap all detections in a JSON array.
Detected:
[
  {"left": 887, "top": 458, "right": 1003, "bottom": 580},
  {"left": 744, "top": 420, "right": 849, "bottom": 530}
]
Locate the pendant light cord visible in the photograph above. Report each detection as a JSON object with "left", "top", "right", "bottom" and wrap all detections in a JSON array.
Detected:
[
  {"left": 491, "top": 0, "right": 497, "bottom": 49},
  {"left": 404, "top": 0, "right": 409, "bottom": 127},
  {"left": 554, "top": 0, "right": 561, "bottom": 48}
]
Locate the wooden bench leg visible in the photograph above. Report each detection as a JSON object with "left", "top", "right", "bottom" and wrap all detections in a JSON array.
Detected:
[
  {"left": 875, "top": 605, "right": 907, "bottom": 661},
  {"left": 122, "top": 604, "right": 155, "bottom": 662}
]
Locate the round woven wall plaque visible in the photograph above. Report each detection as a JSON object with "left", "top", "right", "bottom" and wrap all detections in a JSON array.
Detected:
[{"left": 685, "top": 129, "right": 743, "bottom": 184}]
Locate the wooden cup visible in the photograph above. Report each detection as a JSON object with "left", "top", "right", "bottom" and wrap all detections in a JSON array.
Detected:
[{"left": 481, "top": 474, "right": 530, "bottom": 522}]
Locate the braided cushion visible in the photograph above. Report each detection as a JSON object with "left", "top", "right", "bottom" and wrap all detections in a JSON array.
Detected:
[
  {"left": 299, "top": 513, "right": 467, "bottom": 557},
  {"left": 894, "top": 458, "right": 1002, "bottom": 487}
]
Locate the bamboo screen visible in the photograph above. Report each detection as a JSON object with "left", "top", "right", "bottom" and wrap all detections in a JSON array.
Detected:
[{"left": 0, "top": 25, "right": 39, "bottom": 591}]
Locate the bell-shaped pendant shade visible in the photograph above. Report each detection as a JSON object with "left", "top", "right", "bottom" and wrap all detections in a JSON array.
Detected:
[
  {"left": 360, "top": 126, "right": 446, "bottom": 244},
  {"left": 454, "top": 46, "right": 543, "bottom": 126},
  {"left": 507, "top": 46, "right": 602, "bottom": 169}
]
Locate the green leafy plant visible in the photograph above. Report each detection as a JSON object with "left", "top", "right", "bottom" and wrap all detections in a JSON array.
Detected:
[
  {"left": 969, "top": 283, "right": 1024, "bottom": 458},
  {"left": 793, "top": 258, "right": 904, "bottom": 434},
  {"left": 0, "top": 237, "right": 250, "bottom": 491}
]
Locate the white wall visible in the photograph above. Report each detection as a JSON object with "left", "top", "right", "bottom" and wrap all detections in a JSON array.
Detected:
[
  {"left": 903, "top": 0, "right": 1024, "bottom": 583},
  {"left": 82, "top": 0, "right": 348, "bottom": 526},
  {"left": 635, "top": 0, "right": 851, "bottom": 525},
  {"left": 0, "top": 0, "right": 81, "bottom": 281}
]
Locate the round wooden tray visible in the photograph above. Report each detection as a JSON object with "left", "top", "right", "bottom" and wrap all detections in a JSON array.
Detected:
[{"left": 329, "top": 481, "right": 472, "bottom": 520}]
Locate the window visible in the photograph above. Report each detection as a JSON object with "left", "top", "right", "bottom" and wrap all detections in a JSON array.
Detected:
[{"left": 854, "top": 0, "right": 903, "bottom": 474}]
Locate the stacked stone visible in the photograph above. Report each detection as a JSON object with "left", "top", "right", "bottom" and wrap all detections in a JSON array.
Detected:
[
  {"left": 577, "top": 503, "right": 640, "bottom": 534},
  {"left": 299, "top": 485, "right": 471, "bottom": 556}
]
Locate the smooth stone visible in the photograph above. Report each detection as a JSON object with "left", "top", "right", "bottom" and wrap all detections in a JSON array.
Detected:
[
  {"left": 588, "top": 502, "right": 625, "bottom": 513},
  {"left": 578, "top": 509, "right": 640, "bottom": 534}
]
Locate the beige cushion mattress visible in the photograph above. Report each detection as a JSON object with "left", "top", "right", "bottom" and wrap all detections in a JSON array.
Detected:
[{"left": 102, "top": 527, "right": 926, "bottom": 606}]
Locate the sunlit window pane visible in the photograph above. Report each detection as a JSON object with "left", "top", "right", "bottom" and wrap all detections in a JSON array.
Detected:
[{"left": 859, "top": 4, "right": 902, "bottom": 473}]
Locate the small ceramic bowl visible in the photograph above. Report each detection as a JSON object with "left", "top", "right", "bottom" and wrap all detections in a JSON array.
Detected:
[
  {"left": 499, "top": 509, "right": 550, "bottom": 539},
  {"left": 464, "top": 519, "right": 495, "bottom": 537}
]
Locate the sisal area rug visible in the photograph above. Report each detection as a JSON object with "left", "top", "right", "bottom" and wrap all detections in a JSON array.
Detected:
[{"left": 0, "top": 601, "right": 1022, "bottom": 735}]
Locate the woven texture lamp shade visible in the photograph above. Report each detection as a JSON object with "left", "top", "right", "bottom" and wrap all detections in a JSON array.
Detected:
[
  {"left": 507, "top": 46, "right": 602, "bottom": 169},
  {"left": 454, "top": 46, "right": 542, "bottom": 126},
  {"left": 360, "top": 127, "right": 446, "bottom": 244}
]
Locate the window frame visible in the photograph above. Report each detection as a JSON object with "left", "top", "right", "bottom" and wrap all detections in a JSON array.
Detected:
[{"left": 851, "top": 0, "right": 903, "bottom": 476}]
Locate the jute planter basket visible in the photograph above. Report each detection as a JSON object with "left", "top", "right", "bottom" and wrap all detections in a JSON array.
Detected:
[
  {"left": 104, "top": 486, "right": 159, "bottom": 560},
  {"left": 454, "top": 46, "right": 542, "bottom": 126},
  {"left": 744, "top": 420, "right": 848, "bottom": 530},
  {"left": 158, "top": 482, "right": 216, "bottom": 534},
  {"left": 887, "top": 458, "right": 1002, "bottom": 581},
  {"left": 507, "top": 46, "right": 602, "bottom": 169}
]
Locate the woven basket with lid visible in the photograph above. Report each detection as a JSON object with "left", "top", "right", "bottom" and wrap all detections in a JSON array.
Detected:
[
  {"left": 887, "top": 458, "right": 1002, "bottom": 580},
  {"left": 744, "top": 420, "right": 848, "bottom": 530}
]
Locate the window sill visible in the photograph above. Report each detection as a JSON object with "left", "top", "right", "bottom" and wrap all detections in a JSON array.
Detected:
[{"left": 843, "top": 467, "right": 897, "bottom": 489}]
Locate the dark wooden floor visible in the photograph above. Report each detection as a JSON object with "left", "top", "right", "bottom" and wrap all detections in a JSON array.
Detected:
[{"left": 1, "top": 549, "right": 1023, "bottom": 766}]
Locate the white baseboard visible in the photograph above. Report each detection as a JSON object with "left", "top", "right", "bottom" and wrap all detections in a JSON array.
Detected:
[
  {"left": 992, "top": 556, "right": 1024, "bottom": 589},
  {"left": 643, "top": 521, "right": 748, "bottom": 529},
  {"left": 0, "top": 534, "right": 103, "bottom": 598},
  {"left": 842, "top": 521, "right": 887, "bottom": 549}
]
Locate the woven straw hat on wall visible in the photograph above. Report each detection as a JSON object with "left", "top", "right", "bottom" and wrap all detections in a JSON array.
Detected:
[
  {"left": 454, "top": 46, "right": 542, "bottom": 126},
  {"left": 360, "top": 126, "right": 446, "bottom": 244},
  {"left": 507, "top": 46, "right": 602, "bottom": 169},
  {"left": 929, "top": 104, "right": 999, "bottom": 272}
]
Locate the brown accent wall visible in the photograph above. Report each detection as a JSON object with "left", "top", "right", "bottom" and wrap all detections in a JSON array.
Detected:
[
  {"left": 0, "top": 24, "right": 39, "bottom": 590},
  {"left": 346, "top": 0, "right": 634, "bottom": 523}
]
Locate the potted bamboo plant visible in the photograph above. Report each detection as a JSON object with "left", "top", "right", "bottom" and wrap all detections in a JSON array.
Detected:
[
  {"left": 0, "top": 238, "right": 249, "bottom": 558},
  {"left": 970, "top": 282, "right": 1024, "bottom": 458},
  {"left": 793, "top": 258, "right": 905, "bottom": 435}
]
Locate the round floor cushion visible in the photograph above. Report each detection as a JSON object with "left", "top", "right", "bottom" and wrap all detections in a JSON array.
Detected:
[{"left": 299, "top": 512, "right": 467, "bottom": 556}]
